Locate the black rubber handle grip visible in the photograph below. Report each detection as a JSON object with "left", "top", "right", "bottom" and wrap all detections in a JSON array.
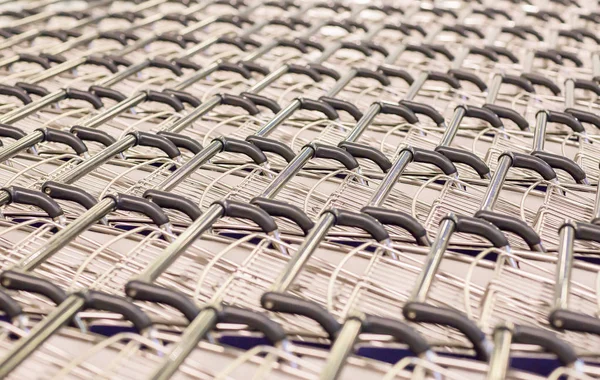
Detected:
[
  {"left": 307, "top": 63, "right": 339, "bottom": 80},
  {"left": 353, "top": 68, "right": 390, "bottom": 86},
  {"left": 15, "top": 82, "right": 50, "bottom": 97},
  {"left": 326, "top": 209, "right": 390, "bottom": 242},
  {"left": 361, "top": 206, "right": 430, "bottom": 246},
  {"left": 219, "top": 94, "right": 260, "bottom": 115},
  {"left": 146, "top": 90, "right": 184, "bottom": 112},
  {"left": 17, "top": 53, "right": 50, "bottom": 69},
  {"left": 377, "top": 102, "right": 419, "bottom": 124},
  {"left": 83, "top": 291, "right": 153, "bottom": 333},
  {"left": 162, "top": 89, "right": 201, "bottom": 108},
  {"left": 424, "top": 44, "right": 455, "bottom": 61},
  {"left": 442, "top": 214, "right": 509, "bottom": 248},
  {"left": 377, "top": 66, "right": 414, "bottom": 85},
  {"left": 549, "top": 309, "right": 600, "bottom": 336},
  {"left": 411, "top": 147, "right": 457, "bottom": 175},
  {"left": 485, "top": 45, "right": 519, "bottom": 63},
  {"left": 240, "top": 92, "right": 280, "bottom": 114},
  {"left": 501, "top": 152, "right": 557, "bottom": 180},
  {"left": 149, "top": 57, "right": 183, "bottom": 76},
  {"left": 85, "top": 56, "right": 118, "bottom": 73},
  {"left": 130, "top": 131, "right": 181, "bottom": 159},
  {"left": 531, "top": 151, "right": 586, "bottom": 183},
  {"left": 308, "top": 142, "right": 359, "bottom": 170},
  {"left": 566, "top": 221, "right": 600, "bottom": 243},
  {"left": 251, "top": 197, "right": 314, "bottom": 235},
  {"left": 544, "top": 110, "right": 585, "bottom": 133},
  {"left": 106, "top": 193, "right": 170, "bottom": 226},
  {"left": 0, "top": 85, "right": 32, "bottom": 104},
  {"left": 434, "top": 146, "right": 490, "bottom": 179},
  {"left": 214, "top": 137, "right": 268, "bottom": 165},
  {"left": 573, "top": 79, "right": 600, "bottom": 96},
  {"left": 175, "top": 58, "right": 201, "bottom": 71},
  {"left": 42, "top": 181, "right": 97, "bottom": 210},
  {"left": 502, "top": 75, "right": 535, "bottom": 93},
  {"left": 215, "top": 36, "right": 246, "bottom": 51},
  {"left": 482, "top": 104, "right": 529, "bottom": 131},
  {"left": 468, "top": 46, "right": 499, "bottom": 62},
  {"left": 564, "top": 108, "right": 600, "bottom": 130},
  {"left": 512, "top": 324, "right": 578, "bottom": 366},
  {"left": 106, "top": 55, "right": 132, "bottom": 68},
  {"left": 553, "top": 50, "right": 583, "bottom": 68},
  {"left": 448, "top": 70, "right": 487, "bottom": 92},
  {"left": 245, "top": 136, "right": 295, "bottom": 163},
  {"left": 41, "top": 54, "right": 67, "bottom": 65},
  {"left": 64, "top": 88, "right": 103, "bottom": 109},
  {"left": 287, "top": 64, "right": 322, "bottom": 82},
  {"left": 399, "top": 100, "right": 444, "bottom": 126},
  {"left": 214, "top": 199, "right": 278, "bottom": 233},
  {"left": 38, "top": 128, "right": 88, "bottom": 155},
  {"left": 474, "top": 210, "right": 542, "bottom": 251},
  {"left": 2, "top": 186, "right": 64, "bottom": 218},
  {"left": 461, "top": 105, "right": 504, "bottom": 129},
  {"left": 319, "top": 96, "right": 363, "bottom": 121},
  {"left": 0, "top": 124, "right": 26, "bottom": 140},
  {"left": 405, "top": 44, "right": 435, "bottom": 59},
  {"left": 71, "top": 126, "right": 116, "bottom": 147},
  {"left": 277, "top": 39, "right": 309, "bottom": 54},
  {"left": 0, "top": 270, "right": 67, "bottom": 305},
  {"left": 261, "top": 292, "right": 341, "bottom": 339},
  {"left": 572, "top": 28, "right": 600, "bottom": 45},
  {"left": 363, "top": 315, "right": 430, "bottom": 355},
  {"left": 217, "top": 62, "right": 251, "bottom": 79},
  {"left": 156, "top": 131, "right": 203, "bottom": 155},
  {"left": 219, "top": 306, "right": 287, "bottom": 344},
  {"left": 125, "top": 281, "right": 199, "bottom": 322},
  {"left": 89, "top": 85, "right": 126, "bottom": 103},
  {"left": 298, "top": 98, "right": 338, "bottom": 120},
  {"left": 442, "top": 25, "right": 469, "bottom": 37},
  {"left": 339, "top": 41, "right": 372, "bottom": 57},
  {"left": 521, "top": 73, "right": 561, "bottom": 95},
  {"left": 363, "top": 41, "right": 388, "bottom": 57},
  {"left": 535, "top": 50, "right": 563, "bottom": 65},
  {"left": 0, "top": 289, "right": 22, "bottom": 320},
  {"left": 156, "top": 33, "right": 187, "bottom": 49},
  {"left": 240, "top": 62, "right": 269, "bottom": 76},
  {"left": 338, "top": 142, "right": 391, "bottom": 172},
  {"left": 403, "top": 302, "right": 490, "bottom": 362},
  {"left": 143, "top": 189, "right": 201, "bottom": 221},
  {"left": 427, "top": 71, "right": 461, "bottom": 89}
]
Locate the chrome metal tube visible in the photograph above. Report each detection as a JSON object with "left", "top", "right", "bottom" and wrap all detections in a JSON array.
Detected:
[
  {"left": 319, "top": 318, "right": 363, "bottom": 380},
  {"left": 564, "top": 79, "right": 575, "bottom": 110},
  {"left": 532, "top": 111, "right": 548, "bottom": 152},
  {"left": 367, "top": 150, "right": 413, "bottom": 207},
  {"left": 326, "top": 68, "right": 358, "bottom": 97},
  {"left": 165, "top": 96, "right": 221, "bottom": 133},
  {"left": 479, "top": 155, "right": 511, "bottom": 212},
  {"left": 405, "top": 72, "right": 429, "bottom": 102},
  {"left": 485, "top": 74, "right": 503, "bottom": 104},
  {"left": 553, "top": 224, "right": 575, "bottom": 310},
  {"left": 80, "top": 93, "right": 147, "bottom": 129},
  {"left": 254, "top": 99, "right": 301, "bottom": 137},
  {"left": 0, "top": 130, "right": 45, "bottom": 163},
  {"left": 0, "top": 90, "right": 65, "bottom": 124},
  {"left": 486, "top": 326, "right": 513, "bottom": 380},
  {"left": 438, "top": 106, "right": 466, "bottom": 147},
  {"left": 246, "top": 65, "right": 289, "bottom": 93},
  {"left": 344, "top": 103, "right": 382, "bottom": 143},
  {"left": 260, "top": 147, "right": 314, "bottom": 198}
]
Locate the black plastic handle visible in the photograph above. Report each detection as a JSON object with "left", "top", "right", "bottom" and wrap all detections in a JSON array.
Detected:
[
  {"left": 0, "top": 270, "right": 67, "bottom": 305},
  {"left": 156, "top": 33, "right": 187, "bottom": 49},
  {"left": 214, "top": 199, "right": 278, "bottom": 233},
  {"left": 512, "top": 324, "right": 578, "bottom": 366},
  {"left": 549, "top": 309, "right": 600, "bottom": 336},
  {"left": 214, "top": 137, "right": 268, "bottom": 165},
  {"left": 156, "top": 131, "right": 203, "bottom": 155},
  {"left": 217, "top": 62, "right": 252, "bottom": 79},
  {"left": 544, "top": 110, "right": 584, "bottom": 133},
  {"left": 245, "top": 136, "right": 295, "bottom": 163},
  {"left": 287, "top": 64, "right": 322, "bottom": 82},
  {"left": 448, "top": 70, "right": 487, "bottom": 92},
  {"left": 553, "top": 50, "right": 583, "bottom": 68},
  {"left": 15, "top": 82, "right": 50, "bottom": 98},
  {"left": 42, "top": 181, "right": 97, "bottom": 211},
  {"left": 353, "top": 68, "right": 390, "bottom": 86},
  {"left": 106, "top": 55, "right": 131, "bottom": 68},
  {"left": 2, "top": 186, "right": 64, "bottom": 218},
  {"left": 427, "top": 71, "right": 461, "bottom": 89},
  {"left": 377, "top": 66, "right": 414, "bottom": 85},
  {"left": 40, "top": 53, "right": 67, "bottom": 65},
  {"left": 307, "top": 143, "right": 359, "bottom": 170},
  {"left": 146, "top": 90, "right": 184, "bottom": 112},
  {"left": 251, "top": 197, "right": 314, "bottom": 235},
  {"left": 434, "top": 146, "right": 490, "bottom": 179},
  {"left": 424, "top": 44, "right": 454, "bottom": 61},
  {"left": 175, "top": 58, "right": 202, "bottom": 71},
  {"left": 162, "top": 90, "right": 201, "bottom": 108},
  {"left": 339, "top": 41, "right": 372, "bottom": 57},
  {"left": 326, "top": 209, "right": 389, "bottom": 242},
  {"left": 240, "top": 93, "right": 280, "bottom": 114},
  {"left": 297, "top": 98, "right": 338, "bottom": 120},
  {"left": 521, "top": 73, "right": 561, "bottom": 96},
  {"left": 410, "top": 147, "right": 457, "bottom": 176},
  {"left": 566, "top": 221, "right": 600, "bottom": 242},
  {"left": 85, "top": 56, "right": 118, "bottom": 73},
  {"left": 376, "top": 102, "right": 419, "bottom": 124},
  {"left": 338, "top": 142, "right": 391, "bottom": 172},
  {"left": 0, "top": 289, "right": 22, "bottom": 320},
  {"left": 219, "top": 94, "right": 260, "bottom": 115},
  {"left": 143, "top": 189, "right": 201, "bottom": 221},
  {"left": 0, "top": 85, "right": 32, "bottom": 104},
  {"left": 37, "top": 128, "right": 88, "bottom": 155},
  {"left": 64, "top": 88, "right": 104, "bottom": 109},
  {"left": 399, "top": 100, "right": 445, "bottom": 126},
  {"left": 468, "top": 46, "right": 498, "bottom": 62},
  {"left": 531, "top": 151, "right": 587, "bottom": 184},
  {"left": 125, "top": 280, "right": 199, "bottom": 322},
  {"left": 535, "top": 50, "right": 563, "bottom": 65},
  {"left": 474, "top": 210, "right": 542, "bottom": 251},
  {"left": 405, "top": 44, "right": 436, "bottom": 59},
  {"left": 361, "top": 206, "right": 430, "bottom": 246},
  {"left": 319, "top": 97, "right": 363, "bottom": 122},
  {"left": 129, "top": 131, "right": 181, "bottom": 159},
  {"left": 17, "top": 53, "right": 50, "bottom": 69},
  {"left": 219, "top": 306, "right": 287, "bottom": 344},
  {"left": 501, "top": 75, "right": 535, "bottom": 93},
  {"left": 307, "top": 64, "right": 339, "bottom": 80},
  {"left": 403, "top": 302, "right": 490, "bottom": 362},
  {"left": 89, "top": 85, "right": 127, "bottom": 103},
  {"left": 500, "top": 152, "right": 557, "bottom": 181},
  {"left": 564, "top": 108, "right": 600, "bottom": 130},
  {"left": 149, "top": 57, "right": 183, "bottom": 77},
  {"left": 461, "top": 105, "right": 504, "bottom": 129},
  {"left": 0, "top": 124, "right": 26, "bottom": 141},
  {"left": 442, "top": 214, "right": 509, "bottom": 248},
  {"left": 215, "top": 36, "right": 247, "bottom": 51},
  {"left": 573, "top": 79, "right": 600, "bottom": 96},
  {"left": 261, "top": 292, "right": 341, "bottom": 339},
  {"left": 363, "top": 315, "right": 430, "bottom": 355},
  {"left": 71, "top": 126, "right": 116, "bottom": 148},
  {"left": 83, "top": 291, "right": 153, "bottom": 333},
  {"left": 482, "top": 104, "right": 529, "bottom": 131},
  {"left": 485, "top": 45, "right": 519, "bottom": 63},
  {"left": 106, "top": 193, "right": 170, "bottom": 226}
]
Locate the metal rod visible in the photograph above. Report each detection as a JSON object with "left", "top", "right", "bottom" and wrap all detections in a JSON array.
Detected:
[
  {"left": 438, "top": 106, "right": 467, "bottom": 147},
  {"left": 564, "top": 79, "right": 575, "bottom": 110},
  {"left": 486, "top": 326, "right": 513, "bottom": 380},
  {"left": 485, "top": 74, "right": 503, "bottom": 104},
  {"left": 532, "top": 111, "right": 548, "bottom": 152},
  {"left": 0, "top": 90, "right": 65, "bottom": 124},
  {"left": 260, "top": 148, "right": 314, "bottom": 198},
  {"left": 553, "top": 224, "right": 575, "bottom": 310},
  {"left": 319, "top": 318, "right": 363, "bottom": 380},
  {"left": 479, "top": 155, "right": 512, "bottom": 212},
  {"left": 0, "top": 130, "right": 45, "bottom": 164},
  {"left": 367, "top": 150, "right": 413, "bottom": 206}
]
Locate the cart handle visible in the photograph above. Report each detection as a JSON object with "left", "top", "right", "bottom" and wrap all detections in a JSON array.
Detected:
[
  {"left": 64, "top": 88, "right": 104, "bottom": 110},
  {"left": 339, "top": 41, "right": 373, "bottom": 57},
  {"left": 320, "top": 97, "right": 363, "bottom": 121},
  {"left": 125, "top": 281, "right": 199, "bottom": 322},
  {"left": 363, "top": 315, "right": 431, "bottom": 356},
  {"left": 82, "top": 291, "right": 153, "bottom": 333},
  {"left": 403, "top": 302, "right": 491, "bottom": 362},
  {"left": 448, "top": 70, "right": 487, "bottom": 92},
  {"left": 378, "top": 66, "right": 414, "bottom": 85},
  {"left": 468, "top": 46, "right": 498, "bottom": 62},
  {"left": 287, "top": 63, "right": 322, "bottom": 82},
  {"left": 325, "top": 209, "right": 390, "bottom": 243},
  {"left": 352, "top": 67, "right": 391, "bottom": 85},
  {"left": 338, "top": 142, "right": 391, "bottom": 172},
  {"left": 541, "top": 110, "right": 585, "bottom": 133},
  {"left": 399, "top": 100, "right": 444, "bottom": 127},
  {"left": 0, "top": 289, "right": 23, "bottom": 321},
  {"left": 499, "top": 151, "right": 557, "bottom": 181},
  {"left": 143, "top": 190, "right": 202, "bottom": 221},
  {"left": 564, "top": 108, "right": 600, "bottom": 130},
  {"left": 156, "top": 33, "right": 187, "bottom": 49},
  {"left": 84, "top": 56, "right": 119, "bottom": 74},
  {"left": 89, "top": 85, "right": 127, "bottom": 103},
  {"left": 1, "top": 270, "right": 67, "bottom": 305},
  {"left": 552, "top": 49, "right": 582, "bottom": 68},
  {"left": 443, "top": 214, "right": 509, "bottom": 248},
  {"left": 42, "top": 182, "right": 98, "bottom": 211},
  {"left": 361, "top": 206, "right": 430, "bottom": 246},
  {"left": 246, "top": 136, "right": 295, "bottom": 163},
  {"left": 405, "top": 44, "right": 436, "bottom": 59},
  {"left": 145, "top": 90, "right": 184, "bottom": 112},
  {"left": 531, "top": 151, "right": 587, "bottom": 184},
  {"left": 35, "top": 128, "right": 89, "bottom": 156},
  {"left": 500, "top": 74, "right": 535, "bottom": 93},
  {"left": 307, "top": 143, "right": 360, "bottom": 170},
  {"left": 549, "top": 309, "right": 600, "bottom": 336},
  {"left": 219, "top": 93, "right": 260, "bottom": 115},
  {"left": 239, "top": 62, "right": 270, "bottom": 76},
  {"left": 0, "top": 124, "right": 27, "bottom": 141},
  {"left": 460, "top": 105, "right": 504, "bottom": 129},
  {"left": 216, "top": 61, "right": 252, "bottom": 80},
  {"left": 521, "top": 72, "right": 561, "bottom": 95},
  {"left": 424, "top": 44, "right": 454, "bottom": 61},
  {"left": 0, "top": 85, "right": 32, "bottom": 105},
  {"left": 565, "top": 220, "right": 600, "bottom": 241},
  {"left": 162, "top": 89, "right": 201, "bottom": 108},
  {"left": 214, "top": 199, "right": 278, "bottom": 234},
  {"left": 128, "top": 131, "right": 181, "bottom": 159},
  {"left": 261, "top": 292, "right": 341, "bottom": 339},
  {"left": 16, "top": 82, "right": 50, "bottom": 98},
  {"left": 157, "top": 132, "right": 203, "bottom": 155},
  {"left": 434, "top": 146, "right": 490, "bottom": 179},
  {"left": 219, "top": 306, "right": 287, "bottom": 345},
  {"left": 241, "top": 93, "right": 281, "bottom": 114},
  {"left": 512, "top": 324, "right": 578, "bottom": 367},
  {"left": 474, "top": 210, "right": 543, "bottom": 251},
  {"left": 15, "top": 54, "right": 51, "bottom": 69},
  {"left": 410, "top": 147, "right": 458, "bottom": 176},
  {"left": 485, "top": 45, "right": 519, "bottom": 63},
  {"left": 426, "top": 71, "right": 461, "bottom": 89},
  {"left": 213, "top": 137, "right": 268, "bottom": 165},
  {"left": 573, "top": 78, "right": 600, "bottom": 96},
  {"left": 297, "top": 98, "right": 339, "bottom": 120},
  {"left": 251, "top": 197, "right": 314, "bottom": 235},
  {"left": 374, "top": 102, "right": 419, "bottom": 124},
  {"left": 70, "top": 126, "right": 116, "bottom": 148},
  {"left": 308, "top": 64, "right": 340, "bottom": 80},
  {"left": 1, "top": 186, "right": 64, "bottom": 219},
  {"left": 482, "top": 104, "right": 529, "bottom": 131},
  {"left": 105, "top": 193, "right": 170, "bottom": 227}
]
